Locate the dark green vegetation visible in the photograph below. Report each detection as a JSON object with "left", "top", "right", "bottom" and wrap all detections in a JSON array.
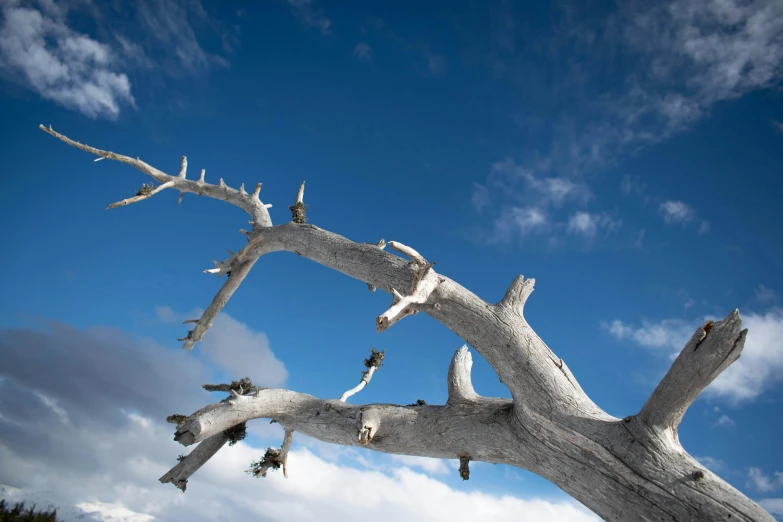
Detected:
[{"left": 0, "top": 500, "right": 59, "bottom": 522}]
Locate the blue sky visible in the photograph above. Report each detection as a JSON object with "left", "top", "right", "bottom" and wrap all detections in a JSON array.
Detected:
[{"left": 1, "top": 0, "right": 782, "bottom": 520}]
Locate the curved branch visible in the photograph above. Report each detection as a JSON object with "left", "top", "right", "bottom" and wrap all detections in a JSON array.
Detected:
[
  {"left": 39, "top": 125, "right": 273, "bottom": 228},
  {"left": 638, "top": 310, "right": 747, "bottom": 435},
  {"left": 252, "top": 223, "right": 597, "bottom": 416},
  {"left": 174, "top": 388, "right": 518, "bottom": 464}
]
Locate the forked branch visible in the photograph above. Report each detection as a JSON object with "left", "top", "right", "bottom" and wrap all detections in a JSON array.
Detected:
[
  {"left": 43, "top": 127, "right": 775, "bottom": 521},
  {"left": 39, "top": 124, "right": 274, "bottom": 349},
  {"left": 39, "top": 125, "right": 273, "bottom": 228}
]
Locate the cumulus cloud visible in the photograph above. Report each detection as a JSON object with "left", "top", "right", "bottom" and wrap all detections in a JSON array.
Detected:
[
  {"left": 286, "top": 0, "right": 331, "bottom": 35},
  {"left": 0, "top": 320, "right": 598, "bottom": 522},
  {"left": 603, "top": 308, "right": 783, "bottom": 404},
  {"left": 0, "top": 4, "right": 135, "bottom": 119}
]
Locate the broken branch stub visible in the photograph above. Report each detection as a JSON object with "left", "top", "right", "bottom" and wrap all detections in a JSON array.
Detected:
[
  {"left": 289, "top": 181, "right": 307, "bottom": 224},
  {"left": 248, "top": 429, "right": 294, "bottom": 479}
]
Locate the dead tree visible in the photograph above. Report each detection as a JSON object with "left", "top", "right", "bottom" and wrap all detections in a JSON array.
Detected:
[{"left": 40, "top": 124, "right": 774, "bottom": 522}]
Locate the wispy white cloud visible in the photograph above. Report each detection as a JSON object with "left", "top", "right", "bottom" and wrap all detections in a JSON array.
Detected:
[
  {"left": 0, "top": 4, "right": 135, "bottom": 119},
  {"left": 580, "top": 0, "right": 783, "bottom": 164},
  {"left": 471, "top": 183, "right": 491, "bottom": 214},
  {"left": 633, "top": 229, "right": 646, "bottom": 249},
  {"left": 473, "top": 158, "right": 603, "bottom": 244},
  {"left": 711, "top": 414, "right": 734, "bottom": 428},
  {"left": 487, "top": 158, "right": 591, "bottom": 208},
  {"left": 490, "top": 206, "right": 549, "bottom": 242},
  {"left": 0, "top": 0, "right": 237, "bottom": 118},
  {"left": 354, "top": 42, "right": 373, "bottom": 64},
  {"left": 748, "top": 467, "right": 783, "bottom": 493},
  {"left": 754, "top": 284, "right": 779, "bottom": 305},
  {"left": 620, "top": 175, "right": 646, "bottom": 198},
  {"left": 484, "top": 0, "right": 783, "bottom": 211},
  {"left": 603, "top": 318, "right": 694, "bottom": 355},
  {"left": 424, "top": 49, "right": 447, "bottom": 77},
  {"left": 603, "top": 308, "right": 783, "bottom": 404},
  {"left": 659, "top": 200, "right": 694, "bottom": 224},
  {"left": 567, "top": 212, "right": 622, "bottom": 241},
  {"left": 135, "top": 0, "right": 231, "bottom": 73},
  {"left": 658, "top": 200, "right": 710, "bottom": 234},
  {"left": 695, "top": 455, "right": 727, "bottom": 473},
  {"left": 624, "top": 0, "right": 783, "bottom": 110},
  {"left": 286, "top": 0, "right": 331, "bottom": 35}
]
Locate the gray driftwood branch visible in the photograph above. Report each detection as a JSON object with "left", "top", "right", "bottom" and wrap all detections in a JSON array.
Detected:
[{"left": 42, "top": 126, "right": 774, "bottom": 522}]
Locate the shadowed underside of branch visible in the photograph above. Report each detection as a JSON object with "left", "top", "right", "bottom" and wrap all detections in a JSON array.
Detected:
[{"left": 42, "top": 126, "right": 775, "bottom": 522}]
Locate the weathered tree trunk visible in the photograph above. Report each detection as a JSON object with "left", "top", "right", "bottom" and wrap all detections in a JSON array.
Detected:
[{"left": 41, "top": 125, "right": 775, "bottom": 522}]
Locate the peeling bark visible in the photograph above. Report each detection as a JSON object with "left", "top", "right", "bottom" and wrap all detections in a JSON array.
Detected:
[{"left": 42, "top": 126, "right": 775, "bottom": 522}]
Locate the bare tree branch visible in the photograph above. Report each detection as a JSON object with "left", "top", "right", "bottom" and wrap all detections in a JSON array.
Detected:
[
  {"left": 159, "top": 431, "right": 231, "bottom": 492},
  {"left": 38, "top": 125, "right": 273, "bottom": 228},
  {"left": 38, "top": 125, "right": 276, "bottom": 349},
  {"left": 179, "top": 254, "right": 259, "bottom": 349},
  {"left": 43, "top": 127, "right": 776, "bottom": 522},
  {"left": 250, "top": 223, "right": 587, "bottom": 413},
  {"left": 339, "top": 348, "right": 385, "bottom": 402},
  {"left": 638, "top": 310, "right": 747, "bottom": 434},
  {"left": 174, "top": 386, "right": 517, "bottom": 462}
]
